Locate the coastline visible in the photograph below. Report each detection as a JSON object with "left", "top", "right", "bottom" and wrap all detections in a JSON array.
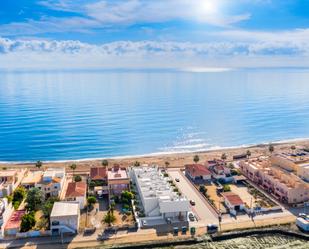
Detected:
[{"left": 1, "top": 138, "right": 309, "bottom": 170}]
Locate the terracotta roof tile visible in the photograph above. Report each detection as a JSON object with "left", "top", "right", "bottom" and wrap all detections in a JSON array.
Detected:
[
  {"left": 185, "top": 164, "right": 211, "bottom": 177},
  {"left": 90, "top": 167, "right": 107, "bottom": 180},
  {"left": 65, "top": 182, "right": 87, "bottom": 198}
]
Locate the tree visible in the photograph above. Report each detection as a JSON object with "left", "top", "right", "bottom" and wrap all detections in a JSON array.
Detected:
[
  {"left": 291, "top": 145, "right": 296, "bottom": 153},
  {"left": 42, "top": 197, "right": 59, "bottom": 221},
  {"left": 268, "top": 144, "right": 274, "bottom": 154},
  {"left": 87, "top": 196, "right": 97, "bottom": 207},
  {"left": 20, "top": 212, "right": 36, "bottom": 232},
  {"left": 70, "top": 164, "right": 77, "bottom": 180},
  {"left": 103, "top": 210, "right": 116, "bottom": 226},
  {"left": 121, "top": 191, "right": 134, "bottom": 202},
  {"left": 13, "top": 187, "right": 26, "bottom": 203},
  {"left": 246, "top": 150, "right": 251, "bottom": 159},
  {"left": 74, "top": 175, "right": 82, "bottom": 182},
  {"left": 193, "top": 155, "right": 200, "bottom": 164},
  {"left": 35, "top": 161, "right": 42, "bottom": 169},
  {"left": 26, "top": 188, "right": 44, "bottom": 212},
  {"left": 199, "top": 185, "right": 207, "bottom": 195},
  {"left": 165, "top": 161, "right": 170, "bottom": 169},
  {"left": 12, "top": 187, "right": 26, "bottom": 209},
  {"left": 102, "top": 160, "right": 109, "bottom": 167},
  {"left": 134, "top": 161, "right": 140, "bottom": 167}
]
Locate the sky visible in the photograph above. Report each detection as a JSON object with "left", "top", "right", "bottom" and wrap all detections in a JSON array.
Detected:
[{"left": 0, "top": 0, "right": 308, "bottom": 70}]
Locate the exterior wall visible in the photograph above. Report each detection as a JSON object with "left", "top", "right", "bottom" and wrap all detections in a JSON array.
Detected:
[
  {"left": 297, "top": 166, "right": 309, "bottom": 182},
  {"left": 240, "top": 161, "right": 309, "bottom": 204},
  {"left": 0, "top": 200, "right": 14, "bottom": 239},
  {"left": 50, "top": 214, "right": 80, "bottom": 234},
  {"left": 65, "top": 197, "right": 86, "bottom": 210}
]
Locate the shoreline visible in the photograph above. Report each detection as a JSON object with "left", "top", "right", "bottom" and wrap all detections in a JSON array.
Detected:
[{"left": 1, "top": 138, "right": 309, "bottom": 169}]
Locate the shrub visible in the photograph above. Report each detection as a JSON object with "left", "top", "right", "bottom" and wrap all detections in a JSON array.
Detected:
[
  {"left": 103, "top": 211, "right": 116, "bottom": 226},
  {"left": 123, "top": 204, "right": 130, "bottom": 210},
  {"left": 163, "top": 173, "right": 169, "bottom": 177},
  {"left": 223, "top": 185, "right": 231, "bottom": 192},
  {"left": 87, "top": 196, "right": 97, "bottom": 207},
  {"left": 199, "top": 185, "right": 207, "bottom": 194},
  {"left": 74, "top": 175, "right": 82, "bottom": 182},
  {"left": 20, "top": 212, "right": 36, "bottom": 232}
]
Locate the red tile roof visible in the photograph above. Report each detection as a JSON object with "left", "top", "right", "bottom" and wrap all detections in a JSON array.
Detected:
[
  {"left": 185, "top": 164, "right": 211, "bottom": 177},
  {"left": 5, "top": 210, "right": 26, "bottom": 230},
  {"left": 222, "top": 192, "right": 244, "bottom": 206},
  {"left": 90, "top": 167, "right": 107, "bottom": 180},
  {"left": 65, "top": 182, "right": 87, "bottom": 198}
]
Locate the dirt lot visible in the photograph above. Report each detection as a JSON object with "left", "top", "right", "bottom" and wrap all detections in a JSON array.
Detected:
[{"left": 204, "top": 183, "right": 227, "bottom": 213}]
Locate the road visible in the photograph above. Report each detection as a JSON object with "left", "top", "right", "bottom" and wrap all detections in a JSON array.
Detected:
[{"left": 167, "top": 169, "right": 218, "bottom": 225}]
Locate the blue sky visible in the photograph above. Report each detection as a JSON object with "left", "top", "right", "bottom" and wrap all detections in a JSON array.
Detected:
[{"left": 0, "top": 0, "right": 308, "bottom": 70}]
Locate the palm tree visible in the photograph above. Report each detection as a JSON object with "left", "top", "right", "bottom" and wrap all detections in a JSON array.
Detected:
[
  {"left": 35, "top": 161, "right": 42, "bottom": 170},
  {"left": 102, "top": 160, "right": 108, "bottom": 167},
  {"left": 221, "top": 153, "right": 227, "bottom": 162},
  {"left": 291, "top": 145, "right": 296, "bottom": 154},
  {"left": 246, "top": 150, "right": 251, "bottom": 159},
  {"left": 268, "top": 144, "right": 274, "bottom": 154},
  {"left": 165, "top": 161, "right": 170, "bottom": 170},
  {"left": 193, "top": 155, "right": 199, "bottom": 164},
  {"left": 70, "top": 164, "right": 77, "bottom": 180}
]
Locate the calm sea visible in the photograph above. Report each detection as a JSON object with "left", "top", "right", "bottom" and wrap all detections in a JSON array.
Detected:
[{"left": 1, "top": 69, "right": 309, "bottom": 162}]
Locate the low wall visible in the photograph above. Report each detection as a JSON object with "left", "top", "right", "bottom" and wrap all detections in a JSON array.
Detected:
[
  {"left": 16, "top": 230, "right": 51, "bottom": 238},
  {"left": 211, "top": 229, "right": 309, "bottom": 242}
]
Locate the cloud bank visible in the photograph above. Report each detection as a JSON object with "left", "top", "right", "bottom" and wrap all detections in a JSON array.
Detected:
[{"left": 0, "top": 28, "right": 309, "bottom": 70}]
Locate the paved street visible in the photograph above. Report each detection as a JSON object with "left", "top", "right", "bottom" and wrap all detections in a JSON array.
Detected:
[{"left": 167, "top": 169, "right": 218, "bottom": 225}]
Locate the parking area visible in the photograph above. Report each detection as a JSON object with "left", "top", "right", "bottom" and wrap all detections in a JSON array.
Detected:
[{"left": 167, "top": 169, "right": 218, "bottom": 224}]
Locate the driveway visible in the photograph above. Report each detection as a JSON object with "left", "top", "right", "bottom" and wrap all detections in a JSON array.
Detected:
[{"left": 167, "top": 169, "right": 218, "bottom": 225}]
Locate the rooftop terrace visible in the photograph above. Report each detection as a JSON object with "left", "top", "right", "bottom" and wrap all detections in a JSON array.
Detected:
[{"left": 132, "top": 166, "right": 186, "bottom": 201}]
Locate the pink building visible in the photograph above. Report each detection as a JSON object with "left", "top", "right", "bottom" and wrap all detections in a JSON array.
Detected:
[
  {"left": 240, "top": 159, "right": 309, "bottom": 204},
  {"left": 107, "top": 165, "right": 130, "bottom": 195}
]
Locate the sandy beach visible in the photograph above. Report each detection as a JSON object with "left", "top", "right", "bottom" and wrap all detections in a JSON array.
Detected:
[{"left": 1, "top": 139, "right": 309, "bottom": 171}]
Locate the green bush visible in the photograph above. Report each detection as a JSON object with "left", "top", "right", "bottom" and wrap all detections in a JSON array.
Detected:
[
  {"left": 20, "top": 212, "right": 36, "bottom": 232},
  {"left": 223, "top": 185, "right": 231, "bottom": 192},
  {"left": 74, "top": 175, "right": 82, "bottom": 182}
]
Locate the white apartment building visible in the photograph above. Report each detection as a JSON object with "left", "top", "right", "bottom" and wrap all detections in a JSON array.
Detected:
[{"left": 130, "top": 166, "right": 189, "bottom": 221}]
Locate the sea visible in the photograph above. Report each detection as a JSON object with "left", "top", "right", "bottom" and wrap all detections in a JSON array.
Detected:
[{"left": 1, "top": 68, "right": 309, "bottom": 162}]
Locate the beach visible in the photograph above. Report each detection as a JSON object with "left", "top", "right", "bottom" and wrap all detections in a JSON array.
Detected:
[{"left": 1, "top": 139, "right": 309, "bottom": 171}]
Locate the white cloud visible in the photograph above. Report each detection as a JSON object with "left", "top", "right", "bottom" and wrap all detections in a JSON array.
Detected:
[
  {"left": 0, "top": 0, "right": 252, "bottom": 37},
  {"left": 0, "top": 29, "right": 308, "bottom": 70}
]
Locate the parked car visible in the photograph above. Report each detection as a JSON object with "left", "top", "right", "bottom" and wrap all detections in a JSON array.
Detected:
[
  {"left": 207, "top": 224, "right": 218, "bottom": 234},
  {"left": 190, "top": 200, "right": 195, "bottom": 206},
  {"left": 175, "top": 178, "right": 180, "bottom": 182}
]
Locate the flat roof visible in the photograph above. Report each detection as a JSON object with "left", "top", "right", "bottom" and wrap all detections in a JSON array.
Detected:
[
  {"left": 22, "top": 171, "right": 43, "bottom": 184},
  {"left": 0, "top": 170, "right": 17, "bottom": 177},
  {"left": 108, "top": 168, "right": 128, "bottom": 180},
  {"left": 50, "top": 202, "right": 79, "bottom": 217}
]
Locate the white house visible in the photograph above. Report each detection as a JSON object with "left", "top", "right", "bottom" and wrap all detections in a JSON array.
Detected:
[
  {"left": 64, "top": 182, "right": 87, "bottom": 209},
  {"left": 50, "top": 202, "right": 80, "bottom": 234},
  {"left": 0, "top": 198, "right": 14, "bottom": 238},
  {"left": 185, "top": 164, "right": 212, "bottom": 182},
  {"left": 0, "top": 169, "right": 27, "bottom": 197},
  {"left": 35, "top": 168, "right": 65, "bottom": 198},
  {"left": 221, "top": 192, "right": 245, "bottom": 216},
  {"left": 130, "top": 166, "right": 190, "bottom": 225}
]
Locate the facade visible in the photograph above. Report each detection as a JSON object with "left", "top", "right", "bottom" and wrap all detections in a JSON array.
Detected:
[
  {"left": 107, "top": 165, "right": 130, "bottom": 195},
  {"left": 221, "top": 192, "right": 244, "bottom": 215},
  {"left": 130, "top": 166, "right": 189, "bottom": 221},
  {"left": 185, "top": 164, "right": 211, "bottom": 182},
  {"left": 0, "top": 198, "right": 14, "bottom": 238},
  {"left": 65, "top": 182, "right": 87, "bottom": 209},
  {"left": 21, "top": 171, "right": 43, "bottom": 189},
  {"left": 0, "top": 169, "right": 27, "bottom": 198},
  {"left": 240, "top": 159, "right": 309, "bottom": 204},
  {"left": 271, "top": 151, "right": 309, "bottom": 182},
  {"left": 35, "top": 168, "right": 65, "bottom": 198},
  {"left": 50, "top": 202, "right": 80, "bottom": 234}
]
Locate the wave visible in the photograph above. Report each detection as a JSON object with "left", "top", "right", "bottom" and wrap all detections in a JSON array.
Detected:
[{"left": 1, "top": 137, "right": 309, "bottom": 164}]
